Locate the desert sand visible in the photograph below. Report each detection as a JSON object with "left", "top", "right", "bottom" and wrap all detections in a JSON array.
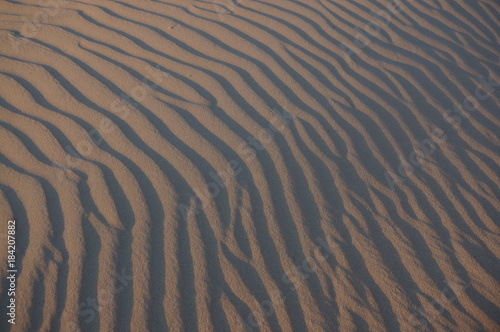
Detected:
[{"left": 0, "top": 0, "right": 499, "bottom": 331}]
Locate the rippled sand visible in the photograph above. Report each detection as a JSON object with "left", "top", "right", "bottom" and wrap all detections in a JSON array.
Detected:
[{"left": 0, "top": 0, "right": 499, "bottom": 331}]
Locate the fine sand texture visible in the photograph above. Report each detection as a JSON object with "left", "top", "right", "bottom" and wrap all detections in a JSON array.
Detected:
[{"left": 0, "top": 0, "right": 499, "bottom": 331}]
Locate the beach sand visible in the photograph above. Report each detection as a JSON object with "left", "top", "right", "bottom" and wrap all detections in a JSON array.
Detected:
[{"left": 0, "top": 0, "right": 499, "bottom": 331}]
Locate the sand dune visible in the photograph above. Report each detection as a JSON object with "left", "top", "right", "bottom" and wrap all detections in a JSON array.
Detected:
[{"left": 0, "top": 0, "right": 499, "bottom": 331}]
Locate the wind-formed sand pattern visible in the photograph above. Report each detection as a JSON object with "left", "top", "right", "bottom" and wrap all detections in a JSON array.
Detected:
[{"left": 0, "top": 0, "right": 499, "bottom": 331}]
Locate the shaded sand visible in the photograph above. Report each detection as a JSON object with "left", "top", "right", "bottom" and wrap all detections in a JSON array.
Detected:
[{"left": 0, "top": 0, "right": 499, "bottom": 331}]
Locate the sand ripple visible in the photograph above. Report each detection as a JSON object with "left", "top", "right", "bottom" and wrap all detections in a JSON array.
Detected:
[{"left": 0, "top": 0, "right": 499, "bottom": 331}]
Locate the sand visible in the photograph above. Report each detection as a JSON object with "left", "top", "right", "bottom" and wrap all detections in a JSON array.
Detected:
[{"left": 0, "top": 0, "right": 499, "bottom": 331}]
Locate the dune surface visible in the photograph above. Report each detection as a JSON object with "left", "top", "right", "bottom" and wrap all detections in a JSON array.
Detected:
[{"left": 0, "top": 0, "right": 499, "bottom": 331}]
